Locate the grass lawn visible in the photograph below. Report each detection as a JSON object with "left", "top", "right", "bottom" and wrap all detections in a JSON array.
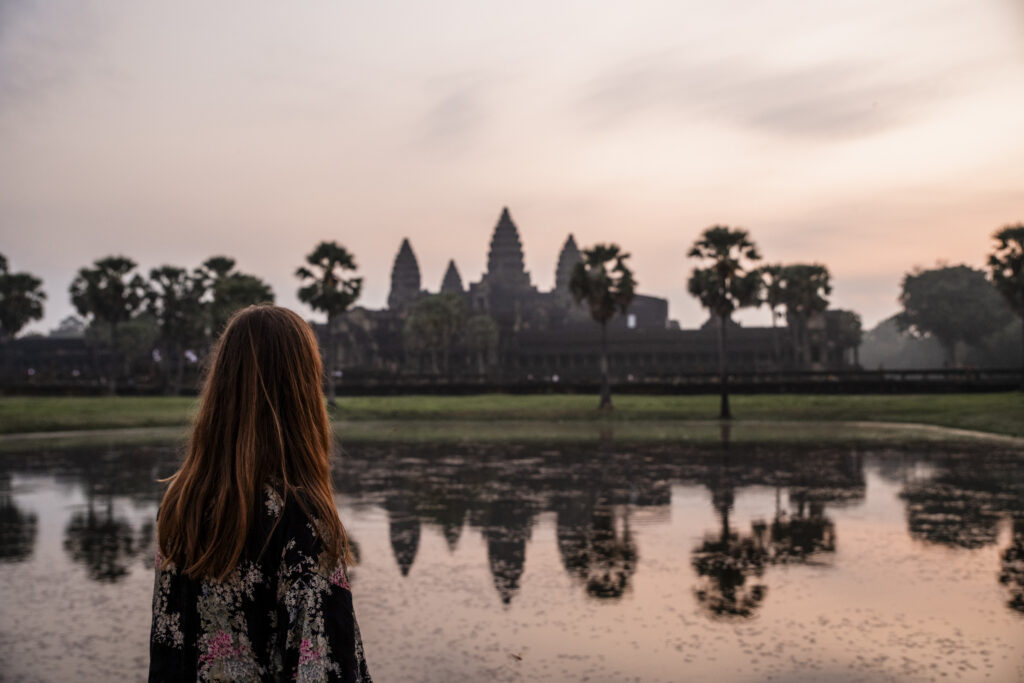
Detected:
[{"left": 0, "top": 392, "right": 1021, "bottom": 437}]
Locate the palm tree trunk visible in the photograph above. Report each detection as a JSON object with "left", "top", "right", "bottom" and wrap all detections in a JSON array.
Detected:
[
  {"left": 599, "top": 321, "right": 612, "bottom": 410},
  {"left": 718, "top": 314, "right": 731, "bottom": 420},
  {"left": 799, "top": 317, "right": 809, "bottom": 367},
  {"left": 1019, "top": 314, "right": 1024, "bottom": 391},
  {"left": 108, "top": 321, "right": 119, "bottom": 396},
  {"left": 719, "top": 504, "right": 730, "bottom": 544},
  {"left": 172, "top": 342, "right": 185, "bottom": 396},
  {"left": 443, "top": 340, "right": 451, "bottom": 380},
  {"left": 327, "top": 313, "right": 337, "bottom": 406},
  {"left": 770, "top": 308, "right": 780, "bottom": 369},
  {"left": 788, "top": 315, "right": 800, "bottom": 370}
]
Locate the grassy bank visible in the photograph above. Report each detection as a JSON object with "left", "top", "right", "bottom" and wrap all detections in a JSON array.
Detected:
[{"left": 0, "top": 393, "right": 1021, "bottom": 437}]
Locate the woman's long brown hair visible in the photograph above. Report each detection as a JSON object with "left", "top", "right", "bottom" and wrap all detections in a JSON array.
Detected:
[{"left": 157, "top": 304, "right": 350, "bottom": 581}]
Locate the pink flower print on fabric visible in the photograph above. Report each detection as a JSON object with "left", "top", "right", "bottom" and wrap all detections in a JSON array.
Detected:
[
  {"left": 199, "top": 631, "right": 243, "bottom": 666},
  {"left": 298, "top": 638, "right": 322, "bottom": 666},
  {"left": 329, "top": 564, "right": 350, "bottom": 590}
]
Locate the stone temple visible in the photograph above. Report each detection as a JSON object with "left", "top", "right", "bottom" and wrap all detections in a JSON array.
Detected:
[{"left": 331, "top": 207, "right": 859, "bottom": 380}]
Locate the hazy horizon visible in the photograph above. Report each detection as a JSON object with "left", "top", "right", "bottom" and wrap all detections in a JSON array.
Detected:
[{"left": 2, "top": 0, "right": 1023, "bottom": 334}]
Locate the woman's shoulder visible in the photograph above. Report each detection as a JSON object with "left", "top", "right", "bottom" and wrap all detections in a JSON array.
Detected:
[
  {"left": 261, "top": 483, "right": 322, "bottom": 524},
  {"left": 264, "top": 486, "right": 351, "bottom": 589}
]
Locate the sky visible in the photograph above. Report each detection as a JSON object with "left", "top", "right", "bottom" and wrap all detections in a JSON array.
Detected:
[{"left": 2, "top": 0, "right": 1023, "bottom": 333}]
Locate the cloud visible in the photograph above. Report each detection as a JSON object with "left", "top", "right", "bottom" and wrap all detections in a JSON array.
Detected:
[
  {"left": 416, "top": 77, "right": 490, "bottom": 151},
  {"left": 578, "top": 55, "right": 950, "bottom": 140},
  {"left": 0, "top": 0, "right": 102, "bottom": 113}
]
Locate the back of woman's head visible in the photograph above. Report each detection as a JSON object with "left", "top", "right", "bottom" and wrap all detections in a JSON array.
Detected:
[{"left": 157, "top": 304, "right": 348, "bottom": 580}]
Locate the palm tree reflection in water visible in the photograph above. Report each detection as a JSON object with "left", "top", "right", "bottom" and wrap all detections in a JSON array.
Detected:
[
  {"left": 558, "top": 499, "right": 638, "bottom": 600},
  {"left": 5, "top": 439, "right": 1024, "bottom": 620},
  {"left": 0, "top": 473, "right": 37, "bottom": 563},
  {"left": 1000, "top": 516, "right": 1024, "bottom": 613},
  {"left": 63, "top": 495, "right": 139, "bottom": 582},
  {"left": 691, "top": 485, "right": 768, "bottom": 619}
]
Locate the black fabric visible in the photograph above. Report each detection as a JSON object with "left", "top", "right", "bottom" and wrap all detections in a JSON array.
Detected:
[{"left": 149, "top": 488, "right": 371, "bottom": 682}]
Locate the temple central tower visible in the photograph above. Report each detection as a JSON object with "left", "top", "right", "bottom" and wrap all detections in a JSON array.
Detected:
[
  {"left": 555, "top": 233, "right": 582, "bottom": 296},
  {"left": 388, "top": 238, "right": 422, "bottom": 310},
  {"left": 484, "top": 207, "right": 531, "bottom": 289}
]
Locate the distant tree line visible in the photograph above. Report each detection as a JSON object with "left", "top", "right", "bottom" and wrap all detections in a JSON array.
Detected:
[{"left": 0, "top": 222, "right": 1022, "bottom": 399}]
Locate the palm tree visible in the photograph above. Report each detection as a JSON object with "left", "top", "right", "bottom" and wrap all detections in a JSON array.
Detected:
[
  {"left": 569, "top": 244, "right": 636, "bottom": 410},
  {"left": 146, "top": 265, "right": 208, "bottom": 394},
  {"left": 296, "top": 242, "right": 362, "bottom": 406},
  {"left": 687, "top": 226, "right": 762, "bottom": 419},
  {"left": 0, "top": 253, "right": 46, "bottom": 342},
  {"left": 988, "top": 224, "right": 1024, "bottom": 389},
  {"left": 69, "top": 256, "right": 148, "bottom": 394},
  {"left": 199, "top": 256, "right": 275, "bottom": 338},
  {"left": 777, "top": 264, "right": 831, "bottom": 367}
]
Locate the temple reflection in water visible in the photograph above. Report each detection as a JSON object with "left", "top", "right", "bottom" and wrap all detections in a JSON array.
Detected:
[{"left": 0, "top": 439, "right": 1022, "bottom": 617}]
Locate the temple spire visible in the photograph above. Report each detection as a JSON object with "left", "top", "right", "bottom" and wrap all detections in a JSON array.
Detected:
[
  {"left": 440, "top": 260, "right": 464, "bottom": 294},
  {"left": 555, "top": 234, "right": 582, "bottom": 295},
  {"left": 388, "top": 238, "right": 421, "bottom": 310},
  {"left": 485, "top": 207, "right": 530, "bottom": 288}
]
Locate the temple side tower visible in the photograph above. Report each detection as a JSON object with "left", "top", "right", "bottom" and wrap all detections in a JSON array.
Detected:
[
  {"left": 388, "top": 238, "right": 421, "bottom": 310},
  {"left": 555, "top": 234, "right": 582, "bottom": 296},
  {"left": 440, "top": 260, "right": 464, "bottom": 294},
  {"left": 484, "top": 207, "right": 531, "bottom": 289}
]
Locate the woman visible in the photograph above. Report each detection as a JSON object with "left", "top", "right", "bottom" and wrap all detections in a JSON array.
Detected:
[{"left": 150, "top": 305, "right": 371, "bottom": 682}]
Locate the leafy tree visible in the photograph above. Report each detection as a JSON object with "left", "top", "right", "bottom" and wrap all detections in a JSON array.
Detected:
[
  {"left": 296, "top": 242, "right": 362, "bottom": 405},
  {"left": 0, "top": 253, "right": 46, "bottom": 341},
  {"left": 569, "top": 244, "right": 636, "bottom": 410},
  {"left": 832, "top": 309, "right": 863, "bottom": 367},
  {"left": 69, "top": 256, "right": 148, "bottom": 394},
  {"left": 49, "top": 315, "right": 86, "bottom": 339},
  {"left": 687, "top": 227, "right": 761, "bottom": 419},
  {"left": 759, "top": 264, "right": 786, "bottom": 365},
  {"left": 84, "top": 312, "right": 160, "bottom": 386},
  {"left": 402, "top": 293, "right": 466, "bottom": 377},
  {"left": 464, "top": 314, "right": 499, "bottom": 376},
  {"left": 147, "top": 265, "right": 208, "bottom": 394},
  {"left": 777, "top": 264, "right": 831, "bottom": 367},
  {"left": 988, "top": 224, "right": 1024, "bottom": 387},
  {"left": 896, "top": 265, "right": 1010, "bottom": 367},
  {"left": 859, "top": 315, "right": 945, "bottom": 370},
  {"left": 200, "top": 256, "right": 275, "bottom": 338}
]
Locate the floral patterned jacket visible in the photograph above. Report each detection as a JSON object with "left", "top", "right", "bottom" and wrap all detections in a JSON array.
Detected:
[{"left": 149, "top": 487, "right": 371, "bottom": 682}]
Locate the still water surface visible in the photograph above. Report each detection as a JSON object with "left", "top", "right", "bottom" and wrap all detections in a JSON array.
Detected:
[{"left": 1, "top": 435, "right": 1022, "bottom": 682}]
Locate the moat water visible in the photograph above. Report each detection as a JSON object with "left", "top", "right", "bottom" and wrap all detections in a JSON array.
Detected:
[{"left": 1, "top": 431, "right": 1022, "bottom": 682}]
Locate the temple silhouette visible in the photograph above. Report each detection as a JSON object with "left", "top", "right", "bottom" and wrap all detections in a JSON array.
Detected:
[{"left": 332, "top": 207, "right": 860, "bottom": 380}]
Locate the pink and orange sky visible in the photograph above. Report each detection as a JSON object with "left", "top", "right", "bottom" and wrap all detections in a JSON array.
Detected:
[{"left": 2, "top": 0, "right": 1022, "bottom": 332}]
